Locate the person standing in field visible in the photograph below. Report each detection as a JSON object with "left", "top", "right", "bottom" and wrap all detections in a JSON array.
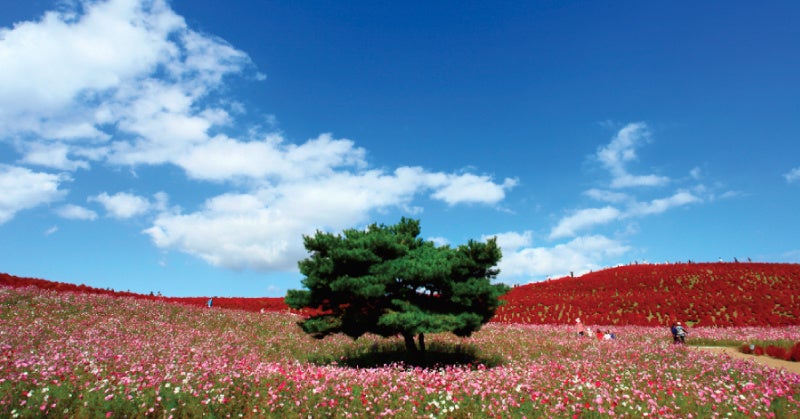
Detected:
[
  {"left": 207, "top": 297, "right": 213, "bottom": 308},
  {"left": 675, "top": 322, "right": 688, "bottom": 344},
  {"left": 575, "top": 318, "right": 585, "bottom": 337},
  {"left": 670, "top": 322, "right": 679, "bottom": 344}
]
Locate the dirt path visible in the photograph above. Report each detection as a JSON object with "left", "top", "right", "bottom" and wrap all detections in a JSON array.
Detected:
[{"left": 692, "top": 346, "right": 800, "bottom": 375}]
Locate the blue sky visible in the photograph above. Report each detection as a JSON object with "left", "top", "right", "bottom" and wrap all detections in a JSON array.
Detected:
[{"left": 1, "top": 0, "right": 798, "bottom": 297}]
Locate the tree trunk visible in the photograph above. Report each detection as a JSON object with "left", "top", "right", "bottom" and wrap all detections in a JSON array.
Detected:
[
  {"left": 402, "top": 332, "right": 418, "bottom": 354},
  {"left": 418, "top": 332, "right": 426, "bottom": 353}
]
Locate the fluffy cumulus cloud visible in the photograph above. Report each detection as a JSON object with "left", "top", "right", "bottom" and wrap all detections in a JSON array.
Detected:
[
  {"left": 0, "top": 0, "right": 517, "bottom": 275},
  {"left": 144, "top": 164, "right": 516, "bottom": 271},
  {"left": 491, "top": 231, "right": 534, "bottom": 250},
  {"left": 429, "top": 174, "right": 518, "bottom": 205},
  {"left": 90, "top": 192, "right": 153, "bottom": 219},
  {"left": 0, "top": 0, "right": 718, "bottom": 285},
  {"left": 175, "top": 133, "right": 368, "bottom": 182},
  {"left": 19, "top": 142, "right": 91, "bottom": 171},
  {"left": 6, "top": 1, "right": 698, "bottom": 285},
  {"left": 0, "top": 165, "right": 68, "bottom": 224},
  {"left": 0, "top": 0, "right": 249, "bottom": 171},
  {"left": 145, "top": 199, "right": 300, "bottom": 271},
  {"left": 489, "top": 232, "right": 630, "bottom": 281}
]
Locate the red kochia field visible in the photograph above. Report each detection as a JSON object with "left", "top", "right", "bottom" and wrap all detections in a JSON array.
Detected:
[
  {"left": 495, "top": 262, "right": 800, "bottom": 327},
  {"left": 3, "top": 262, "right": 799, "bottom": 326},
  {"left": 0, "top": 273, "right": 290, "bottom": 313}
]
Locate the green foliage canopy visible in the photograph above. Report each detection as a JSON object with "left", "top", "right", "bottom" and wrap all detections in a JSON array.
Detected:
[{"left": 285, "top": 218, "right": 509, "bottom": 352}]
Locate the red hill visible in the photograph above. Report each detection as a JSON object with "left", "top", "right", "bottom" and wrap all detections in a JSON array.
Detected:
[
  {"left": 3, "top": 262, "right": 799, "bottom": 326},
  {"left": 0, "top": 272, "right": 290, "bottom": 313},
  {"left": 494, "top": 262, "right": 800, "bottom": 327}
]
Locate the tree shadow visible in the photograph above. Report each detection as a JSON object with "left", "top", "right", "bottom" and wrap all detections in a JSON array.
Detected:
[{"left": 306, "top": 340, "right": 505, "bottom": 369}]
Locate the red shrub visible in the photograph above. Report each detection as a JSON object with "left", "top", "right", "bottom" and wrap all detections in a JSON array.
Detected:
[
  {"left": 765, "top": 345, "right": 787, "bottom": 360},
  {"left": 754, "top": 346, "right": 765, "bottom": 356},
  {"left": 740, "top": 344, "right": 753, "bottom": 355},
  {"left": 789, "top": 342, "right": 800, "bottom": 362}
]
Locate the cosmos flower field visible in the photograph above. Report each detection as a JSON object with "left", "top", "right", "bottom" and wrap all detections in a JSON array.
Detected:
[{"left": 2, "top": 286, "right": 799, "bottom": 418}]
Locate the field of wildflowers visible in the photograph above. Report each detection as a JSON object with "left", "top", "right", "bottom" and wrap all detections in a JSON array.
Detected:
[{"left": 2, "top": 285, "right": 799, "bottom": 418}]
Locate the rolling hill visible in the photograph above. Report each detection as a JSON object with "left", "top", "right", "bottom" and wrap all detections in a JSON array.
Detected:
[
  {"left": 494, "top": 262, "right": 800, "bottom": 327},
  {"left": 3, "top": 262, "right": 799, "bottom": 327}
]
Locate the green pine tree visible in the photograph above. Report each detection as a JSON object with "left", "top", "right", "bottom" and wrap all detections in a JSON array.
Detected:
[{"left": 285, "top": 218, "right": 509, "bottom": 354}]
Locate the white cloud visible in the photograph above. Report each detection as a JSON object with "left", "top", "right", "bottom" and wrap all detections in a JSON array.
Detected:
[
  {"left": 56, "top": 204, "right": 98, "bottom": 220},
  {"left": 596, "top": 122, "right": 669, "bottom": 189},
  {"left": 0, "top": 0, "right": 185, "bottom": 135},
  {"left": 596, "top": 122, "right": 648, "bottom": 172},
  {"left": 283, "top": 134, "right": 368, "bottom": 178},
  {"left": 145, "top": 197, "right": 303, "bottom": 271},
  {"left": 486, "top": 231, "right": 533, "bottom": 250},
  {"left": 550, "top": 190, "right": 700, "bottom": 240},
  {"left": 584, "top": 188, "right": 629, "bottom": 204},
  {"left": 546, "top": 125, "right": 705, "bottom": 241},
  {"left": 90, "top": 191, "right": 151, "bottom": 219},
  {"left": 496, "top": 234, "right": 630, "bottom": 282},
  {"left": 152, "top": 192, "right": 170, "bottom": 212},
  {"left": 549, "top": 206, "right": 622, "bottom": 239},
  {"left": 626, "top": 191, "right": 700, "bottom": 216},
  {"left": 0, "top": 165, "right": 68, "bottom": 224},
  {"left": 175, "top": 133, "right": 367, "bottom": 181},
  {"left": 429, "top": 173, "right": 517, "bottom": 205},
  {"left": 144, "top": 166, "right": 515, "bottom": 270},
  {"left": 19, "top": 142, "right": 90, "bottom": 171},
  {"left": 545, "top": 120, "right": 712, "bottom": 243},
  {"left": 785, "top": 167, "right": 800, "bottom": 183},
  {"left": 1, "top": 0, "right": 519, "bottom": 275},
  {"left": 610, "top": 173, "right": 670, "bottom": 189},
  {"left": 273, "top": 171, "right": 420, "bottom": 229},
  {"left": 0, "top": 0, "right": 251, "bottom": 173}
]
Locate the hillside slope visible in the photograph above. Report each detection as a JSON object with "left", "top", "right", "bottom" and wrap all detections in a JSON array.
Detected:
[
  {"left": 494, "top": 262, "right": 800, "bottom": 327},
  {"left": 3, "top": 262, "right": 800, "bottom": 326},
  {"left": 0, "top": 273, "right": 288, "bottom": 312}
]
